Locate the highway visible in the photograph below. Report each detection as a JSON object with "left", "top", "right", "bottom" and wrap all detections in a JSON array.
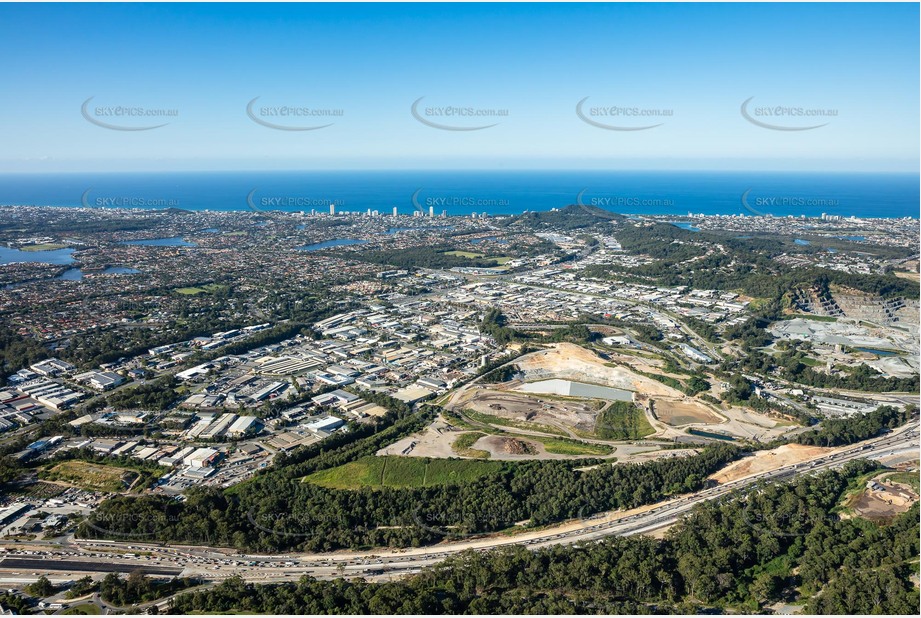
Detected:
[{"left": 2, "top": 420, "right": 916, "bottom": 587}]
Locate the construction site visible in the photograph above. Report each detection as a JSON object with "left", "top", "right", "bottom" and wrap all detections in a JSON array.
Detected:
[
  {"left": 378, "top": 344, "right": 804, "bottom": 462},
  {"left": 845, "top": 472, "right": 919, "bottom": 523}
]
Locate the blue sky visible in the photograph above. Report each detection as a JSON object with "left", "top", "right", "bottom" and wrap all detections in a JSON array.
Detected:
[{"left": 0, "top": 2, "right": 918, "bottom": 172}]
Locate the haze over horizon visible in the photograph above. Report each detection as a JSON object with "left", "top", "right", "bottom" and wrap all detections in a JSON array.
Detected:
[{"left": 1, "top": 2, "right": 918, "bottom": 174}]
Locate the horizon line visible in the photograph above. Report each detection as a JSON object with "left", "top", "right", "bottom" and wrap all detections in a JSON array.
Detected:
[{"left": 1, "top": 168, "right": 918, "bottom": 176}]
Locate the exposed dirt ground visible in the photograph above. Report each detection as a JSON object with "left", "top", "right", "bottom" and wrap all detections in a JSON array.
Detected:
[
  {"left": 652, "top": 399, "right": 724, "bottom": 426},
  {"left": 708, "top": 444, "right": 833, "bottom": 484},
  {"left": 597, "top": 349, "right": 686, "bottom": 381},
  {"left": 513, "top": 343, "right": 685, "bottom": 397},
  {"left": 849, "top": 478, "right": 919, "bottom": 522},
  {"left": 453, "top": 387, "right": 600, "bottom": 436},
  {"left": 625, "top": 448, "right": 700, "bottom": 464},
  {"left": 493, "top": 436, "right": 537, "bottom": 455},
  {"left": 378, "top": 417, "right": 462, "bottom": 459},
  {"left": 441, "top": 343, "right": 696, "bottom": 440},
  {"left": 650, "top": 402, "right": 798, "bottom": 443},
  {"left": 473, "top": 434, "right": 565, "bottom": 460}
]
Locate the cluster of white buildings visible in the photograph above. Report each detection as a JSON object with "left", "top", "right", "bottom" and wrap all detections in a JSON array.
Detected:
[
  {"left": 173, "top": 303, "right": 491, "bottom": 415},
  {"left": 183, "top": 413, "right": 262, "bottom": 440},
  {"left": 11, "top": 378, "right": 84, "bottom": 411},
  {"left": 148, "top": 322, "right": 271, "bottom": 359},
  {"left": 72, "top": 369, "right": 124, "bottom": 391}
]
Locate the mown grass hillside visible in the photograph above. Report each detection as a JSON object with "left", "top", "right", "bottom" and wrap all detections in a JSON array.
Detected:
[{"left": 303, "top": 456, "right": 504, "bottom": 489}]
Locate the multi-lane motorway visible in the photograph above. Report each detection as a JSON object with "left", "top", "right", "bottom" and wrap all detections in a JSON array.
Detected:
[{"left": 1, "top": 421, "right": 917, "bottom": 587}]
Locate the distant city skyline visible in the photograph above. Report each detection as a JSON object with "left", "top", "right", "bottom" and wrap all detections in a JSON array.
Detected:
[{"left": 0, "top": 2, "right": 918, "bottom": 173}]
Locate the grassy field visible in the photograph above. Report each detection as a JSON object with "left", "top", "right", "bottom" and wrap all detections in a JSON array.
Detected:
[
  {"left": 835, "top": 469, "right": 888, "bottom": 514},
  {"left": 175, "top": 283, "right": 225, "bottom": 295},
  {"left": 443, "top": 250, "right": 485, "bottom": 258},
  {"left": 42, "top": 461, "right": 138, "bottom": 493},
  {"left": 791, "top": 313, "right": 838, "bottom": 322},
  {"left": 303, "top": 456, "right": 503, "bottom": 489},
  {"left": 451, "top": 432, "right": 491, "bottom": 459},
  {"left": 442, "top": 410, "right": 476, "bottom": 430},
  {"left": 62, "top": 605, "right": 103, "bottom": 615},
  {"left": 529, "top": 436, "right": 613, "bottom": 456},
  {"left": 608, "top": 349, "right": 663, "bottom": 361},
  {"left": 885, "top": 471, "right": 920, "bottom": 492},
  {"left": 20, "top": 243, "right": 67, "bottom": 251},
  {"left": 593, "top": 401, "right": 656, "bottom": 440}
]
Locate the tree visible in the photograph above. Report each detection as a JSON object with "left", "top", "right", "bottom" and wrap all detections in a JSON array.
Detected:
[
  {"left": 686, "top": 376, "right": 711, "bottom": 395},
  {"left": 169, "top": 465, "right": 918, "bottom": 614},
  {"left": 725, "top": 374, "right": 753, "bottom": 402},
  {"left": 25, "top": 575, "right": 55, "bottom": 597}
]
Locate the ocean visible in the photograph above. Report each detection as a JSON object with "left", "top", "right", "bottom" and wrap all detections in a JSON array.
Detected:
[{"left": 0, "top": 171, "right": 917, "bottom": 219}]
